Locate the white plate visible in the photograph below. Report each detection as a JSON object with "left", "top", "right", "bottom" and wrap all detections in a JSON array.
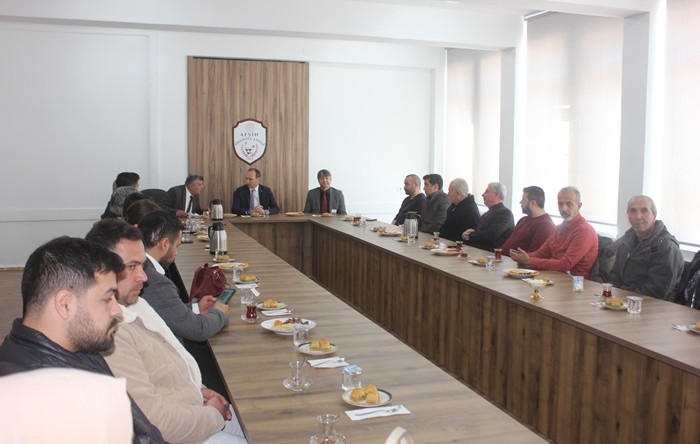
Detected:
[
  {"left": 341, "top": 389, "right": 392, "bottom": 407},
  {"left": 255, "top": 301, "right": 287, "bottom": 310},
  {"left": 504, "top": 268, "right": 539, "bottom": 278},
  {"left": 212, "top": 257, "right": 234, "bottom": 263},
  {"left": 234, "top": 278, "right": 259, "bottom": 284},
  {"left": 260, "top": 318, "right": 316, "bottom": 336},
  {"left": 468, "top": 259, "right": 486, "bottom": 266},
  {"left": 214, "top": 262, "right": 247, "bottom": 269},
  {"left": 286, "top": 212, "right": 305, "bottom": 216},
  {"left": 592, "top": 302, "right": 628, "bottom": 311},
  {"left": 379, "top": 231, "right": 401, "bottom": 237},
  {"left": 687, "top": 325, "right": 700, "bottom": 334},
  {"left": 297, "top": 342, "right": 338, "bottom": 355},
  {"left": 420, "top": 244, "right": 439, "bottom": 250},
  {"left": 431, "top": 249, "right": 459, "bottom": 256},
  {"left": 394, "top": 238, "right": 409, "bottom": 243}
]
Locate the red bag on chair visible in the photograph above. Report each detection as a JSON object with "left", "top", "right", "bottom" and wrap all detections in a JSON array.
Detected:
[{"left": 189, "top": 263, "right": 228, "bottom": 302}]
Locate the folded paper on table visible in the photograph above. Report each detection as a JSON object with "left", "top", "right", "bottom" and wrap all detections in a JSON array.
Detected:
[
  {"left": 262, "top": 309, "right": 292, "bottom": 316},
  {"left": 308, "top": 358, "right": 348, "bottom": 368},
  {"left": 345, "top": 405, "right": 411, "bottom": 421}
]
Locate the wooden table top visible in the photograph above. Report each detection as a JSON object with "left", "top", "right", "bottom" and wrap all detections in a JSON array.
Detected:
[
  {"left": 273, "top": 215, "right": 700, "bottom": 375},
  {"left": 176, "top": 223, "right": 547, "bottom": 443}
]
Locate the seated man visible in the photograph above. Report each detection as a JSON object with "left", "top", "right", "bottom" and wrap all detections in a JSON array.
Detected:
[
  {"left": 510, "top": 186, "right": 598, "bottom": 278},
  {"left": 593, "top": 195, "right": 684, "bottom": 301},
  {"left": 138, "top": 212, "right": 230, "bottom": 341},
  {"left": 232, "top": 168, "right": 280, "bottom": 215},
  {"left": 303, "top": 169, "right": 347, "bottom": 214},
  {"left": 86, "top": 220, "right": 246, "bottom": 443},
  {"left": 500, "top": 186, "right": 556, "bottom": 255},
  {"left": 102, "top": 171, "right": 141, "bottom": 219},
  {"left": 392, "top": 174, "right": 427, "bottom": 226},
  {"left": 419, "top": 173, "right": 450, "bottom": 234},
  {"left": 439, "top": 178, "right": 480, "bottom": 242},
  {"left": 462, "top": 182, "right": 514, "bottom": 251},
  {"left": 673, "top": 250, "right": 700, "bottom": 309},
  {"left": 0, "top": 236, "right": 165, "bottom": 443},
  {"left": 161, "top": 174, "right": 206, "bottom": 218}
]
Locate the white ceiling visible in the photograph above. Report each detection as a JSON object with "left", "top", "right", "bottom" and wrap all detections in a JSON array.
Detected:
[{"left": 350, "top": 0, "right": 656, "bottom": 18}]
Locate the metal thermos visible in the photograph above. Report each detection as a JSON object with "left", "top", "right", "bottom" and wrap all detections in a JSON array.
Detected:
[
  {"left": 208, "top": 221, "right": 227, "bottom": 254},
  {"left": 210, "top": 199, "right": 224, "bottom": 221}
]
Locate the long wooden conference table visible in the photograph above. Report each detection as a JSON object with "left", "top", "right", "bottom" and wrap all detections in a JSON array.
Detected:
[
  {"left": 175, "top": 220, "right": 546, "bottom": 443},
  {"left": 226, "top": 214, "right": 700, "bottom": 444}
]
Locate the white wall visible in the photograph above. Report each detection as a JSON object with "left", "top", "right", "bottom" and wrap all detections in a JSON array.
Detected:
[{"left": 0, "top": 0, "right": 525, "bottom": 266}]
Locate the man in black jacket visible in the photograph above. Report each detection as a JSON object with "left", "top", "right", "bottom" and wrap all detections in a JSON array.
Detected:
[
  {"left": 463, "top": 182, "right": 514, "bottom": 252},
  {"left": 0, "top": 236, "right": 165, "bottom": 444},
  {"left": 439, "top": 178, "right": 480, "bottom": 242}
]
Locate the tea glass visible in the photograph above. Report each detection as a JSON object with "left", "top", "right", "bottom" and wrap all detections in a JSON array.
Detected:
[
  {"left": 293, "top": 324, "right": 310, "bottom": 347},
  {"left": 572, "top": 276, "right": 584, "bottom": 293},
  {"left": 284, "top": 360, "right": 312, "bottom": 392},
  {"left": 485, "top": 255, "right": 496, "bottom": 270}
]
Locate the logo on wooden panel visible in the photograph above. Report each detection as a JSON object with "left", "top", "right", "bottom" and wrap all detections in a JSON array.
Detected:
[{"left": 232, "top": 119, "right": 267, "bottom": 165}]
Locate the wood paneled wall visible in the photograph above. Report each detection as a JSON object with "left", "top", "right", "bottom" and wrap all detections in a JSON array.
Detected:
[{"left": 187, "top": 58, "right": 309, "bottom": 213}]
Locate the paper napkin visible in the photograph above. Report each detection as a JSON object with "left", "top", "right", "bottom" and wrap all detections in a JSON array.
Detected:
[
  {"left": 307, "top": 358, "right": 348, "bottom": 368},
  {"left": 345, "top": 405, "right": 410, "bottom": 421},
  {"left": 261, "top": 309, "right": 293, "bottom": 316}
]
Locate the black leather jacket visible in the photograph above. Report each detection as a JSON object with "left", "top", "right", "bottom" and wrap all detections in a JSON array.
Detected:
[{"left": 0, "top": 319, "right": 167, "bottom": 444}]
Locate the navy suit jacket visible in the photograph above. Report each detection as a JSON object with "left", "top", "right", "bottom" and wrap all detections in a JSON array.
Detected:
[
  {"left": 231, "top": 184, "right": 280, "bottom": 215},
  {"left": 161, "top": 185, "right": 203, "bottom": 215}
]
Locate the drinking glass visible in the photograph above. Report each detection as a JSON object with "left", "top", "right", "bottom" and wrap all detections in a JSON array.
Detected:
[
  {"left": 602, "top": 283, "right": 613, "bottom": 298},
  {"left": 485, "top": 255, "right": 496, "bottom": 270},
  {"left": 493, "top": 248, "right": 502, "bottom": 261},
  {"left": 283, "top": 360, "right": 312, "bottom": 391},
  {"left": 626, "top": 296, "right": 642, "bottom": 314},
  {"left": 572, "top": 276, "right": 584, "bottom": 293},
  {"left": 293, "top": 324, "right": 310, "bottom": 347},
  {"left": 309, "top": 414, "right": 346, "bottom": 444}
]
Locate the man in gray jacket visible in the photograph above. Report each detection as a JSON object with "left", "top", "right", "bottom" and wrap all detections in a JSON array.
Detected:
[
  {"left": 419, "top": 173, "right": 451, "bottom": 234},
  {"left": 138, "top": 211, "right": 230, "bottom": 341},
  {"left": 594, "top": 195, "right": 684, "bottom": 301}
]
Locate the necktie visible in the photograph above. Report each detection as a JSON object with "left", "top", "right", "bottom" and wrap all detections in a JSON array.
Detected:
[
  {"left": 186, "top": 196, "right": 193, "bottom": 213},
  {"left": 321, "top": 190, "right": 328, "bottom": 214},
  {"left": 250, "top": 188, "right": 255, "bottom": 212}
]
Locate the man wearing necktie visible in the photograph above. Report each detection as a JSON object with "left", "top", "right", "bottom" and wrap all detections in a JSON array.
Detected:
[
  {"left": 231, "top": 168, "right": 280, "bottom": 216},
  {"left": 161, "top": 174, "right": 206, "bottom": 218},
  {"left": 303, "top": 169, "right": 347, "bottom": 215}
]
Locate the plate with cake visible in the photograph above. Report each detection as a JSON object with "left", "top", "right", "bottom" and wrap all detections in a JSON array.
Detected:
[
  {"left": 297, "top": 339, "right": 338, "bottom": 355},
  {"left": 342, "top": 385, "right": 392, "bottom": 407}
]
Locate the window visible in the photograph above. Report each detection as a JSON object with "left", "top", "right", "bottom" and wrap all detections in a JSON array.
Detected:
[{"left": 520, "top": 13, "right": 623, "bottom": 228}]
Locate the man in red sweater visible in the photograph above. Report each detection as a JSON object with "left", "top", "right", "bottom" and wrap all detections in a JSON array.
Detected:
[
  {"left": 501, "top": 186, "right": 555, "bottom": 255},
  {"left": 510, "top": 186, "right": 598, "bottom": 278}
]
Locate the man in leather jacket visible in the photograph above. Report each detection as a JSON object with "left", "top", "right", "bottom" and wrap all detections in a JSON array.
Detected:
[{"left": 0, "top": 237, "right": 165, "bottom": 443}]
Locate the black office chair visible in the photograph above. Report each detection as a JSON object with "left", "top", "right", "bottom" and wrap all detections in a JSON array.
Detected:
[{"left": 140, "top": 188, "right": 167, "bottom": 206}]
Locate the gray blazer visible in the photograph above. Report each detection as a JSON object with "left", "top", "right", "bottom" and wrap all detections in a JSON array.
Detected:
[
  {"left": 303, "top": 187, "right": 347, "bottom": 215},
  {"left": 419, "top": 190, "right": 451, "bottom": 234},
  {"left": 139, "top": 260, "right": 228, "bottom": 342}
]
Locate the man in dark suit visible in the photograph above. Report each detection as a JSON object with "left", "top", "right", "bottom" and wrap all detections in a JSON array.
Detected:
[
  {"left": 231, "top": 168, "right": 280, "bottom": 215},
  {"left": 161, "top": 174, "right": 206, "bottom": 218},
  {"left": 462, "top": 182, "right": 515, "bottom": 251},
  {"left": 439, "top": 178, "right": 480, "bottom": 242},
  {"left": 303, "top": 169, "right": 347, "bottom": 215}
]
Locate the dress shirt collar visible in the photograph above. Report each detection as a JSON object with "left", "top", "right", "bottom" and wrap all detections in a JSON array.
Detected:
[{"left": 145, "top": 252, "right": 165, "bottom": 275}]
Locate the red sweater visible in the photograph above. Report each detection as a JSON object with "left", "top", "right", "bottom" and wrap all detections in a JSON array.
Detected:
[
  {"left": 501, "top": 213, "right": 556, "bottom": 255},
  {"left": 529, "top": 214, "right": 599, "bottom": 278}
]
